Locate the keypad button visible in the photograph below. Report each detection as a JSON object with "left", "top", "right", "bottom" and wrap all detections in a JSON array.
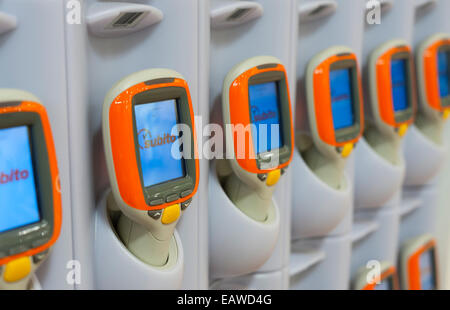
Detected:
[
  {"left": 166, "top": 194, "right": 179, "bottom": 203},
  {"left": 8, "top": 245, "right": 28, "bottom": 256},
  {"left": 173, "top": 185, "right": 184, "bottom": 191},
  {"left": 32, "top": 239, "right": 47, "bottom": 248},
  {"left": 181, "top": 189, "right": 193, "bottom": 198},
  {"left": 24, "top": 233, "right": 36, "bottom": 241},
  {"left": 32, "top": 249, "right": 49, "bottom": 264},
  {"left": 257, "top": 174, "right": 267, "bottom": 181},
  {"left": 260, "top": 154, "right": 273, "bottom": 162},
  {"left": 148, "top": 210, "right": 162, "bottom": 220},
  {"left": 150, "top": 198, "right": 164, "bottom": 206}
]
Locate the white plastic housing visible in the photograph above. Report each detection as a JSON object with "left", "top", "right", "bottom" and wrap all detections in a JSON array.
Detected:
[
  {"left": 208, "top": 161, "right": 280, "bottom": 279},
  {"left": 400, "top": 186, "right": 440, "bottom": 243},
  {"left": 403, "top": 125, "right": 447, "bottom": 186},
  {"left": 0, "top": 11, "right": 16, "bottom": 35},
  {"left": 30, "top": 275, "right": 42, "bottom": 290},
  {"left": 291, "top": 150, "right": 352, "bottom": 239},
  {"left": 94, "top": 193, "right": 183, "bottom": 290},
  {"left": 290, "top": 234, "right": 351, "bottom": 290},
  {"left": 350, "top": 199, "right": 400, "bottom": 279},
  {"left": 210, "top": 268, "right": 288, "bottom": 290},
  {"left": 354, "top": 138, "right": 405, "bottom": 209}
]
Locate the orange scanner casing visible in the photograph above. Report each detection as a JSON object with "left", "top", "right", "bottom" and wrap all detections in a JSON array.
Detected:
[
  {"left": 313, "top": 53, "right": 364, "bottom": 147},
  {"left": 362, "top": 266, "right": 399, "bottom": 290},
  {"left": 228, "top": 63, "right": 294, "bottom": 174},
  {"left": 108, "top": 78, "right": 199, "bottom": 211},
  {"left": 376, "top": 45, "right": 416, "bottom": 127},
  {"left": 423, "top": 38, "right": 450, "bottom": 112},
  {"left": 407, "top": 239, "right": 438, "bottom": 290},
  {"left": 0, "top": 101, "right": 62, "bottom": 266}
]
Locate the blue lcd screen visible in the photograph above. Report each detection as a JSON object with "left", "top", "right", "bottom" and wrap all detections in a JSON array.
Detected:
[
  {"left": 391, "top": 59, "right": 409, "bottom": 112},
  {"left": 420, "top": 249, "right": 436, "bottom": 290},
  {"left": 134, "top": 99, "right": 186, "bottom": 187},
  {"left": 438, "top": 51, "right": 449, "bottom": 98},
  {"left": 249, "top": 82, "right": 283, "bottom": 154},
  {"left": 330, "top": 69, "right": 355, "bottom": 130},
  {"left": 0, "top": 126, "right": 40, "bottom": 233}
]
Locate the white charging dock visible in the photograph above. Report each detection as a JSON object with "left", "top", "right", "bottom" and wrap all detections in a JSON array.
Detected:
[
  {"left": 350, "top": 136, "right": 406, "bottom": 285},
  {"left": 94, "top": 192, "right": 184, "bottom": 290},
  {"left": 403, "top": 125, "right": 447, "bottom": 186},
  {"left": 291, "top": 149, "right": 352, "bottom": 240},
  {"left": 208, "top": 161, "right": 280, "bottom": 280},
  {"left": 354, "top": 138, "right": 405, "bottom": 210},
  {"left": 289, "top": 146, "right": 353, "bottom": 290}
]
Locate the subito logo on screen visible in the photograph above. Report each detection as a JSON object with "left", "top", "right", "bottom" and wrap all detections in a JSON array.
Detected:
[
  {"left": 250, "top": 106, "right": 277, "bottom": 122},
  {"left": 137, "top": 128, "right": 179, "bottom": 150},
  {"left": 0, "top": 169, "right": 30, "bottom": 185}
]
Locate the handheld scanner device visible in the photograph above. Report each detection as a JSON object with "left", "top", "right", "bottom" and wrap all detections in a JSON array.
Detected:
[
  {"left": 368, "top": 40, "right": 416, "bottom": 140},
  {"left": 0, "top": 89, "right": 61, "bottom": 290},
  {"left": 304, "top": 47, "right": 364, "bottom": 188},
  {"left": 103, "top": 69, "right": 199, "bottom": 266},
  {"left": 353, "top": 262, "right": 399, "bottom": 290},
  {"left": 415, "top": 33, "right": 450, "bottom": 143},
  {"left": 400, "top": 234, "right": 438, "bottom": 290},
  {"left": 417, "top": 34, "right": 450, "bottom": 121},
  {"left": 222, "top": 56, "right": 294, "bottom": 222},
  {"left": 364, "top": 40, "right": 416, "bottom": 165}
]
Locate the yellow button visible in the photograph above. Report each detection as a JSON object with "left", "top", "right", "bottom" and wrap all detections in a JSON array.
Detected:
[
  {"left": 3, "top": 257, "right": 31, "bottom": 283},
  {"left": 444, "top": 109, "right": 450, "bottom": 120},
  {"left": 161, "top": 204, "right": 181, "bottom": 225},
  {"left": 341, "top": 143, "right": 354, "bottom": 158},
  {"left": 266, "top": 169, "right": 281, "bottom": 187},
  {"left": 398, "top": 124, "right": 409, "bottom": 137}
]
